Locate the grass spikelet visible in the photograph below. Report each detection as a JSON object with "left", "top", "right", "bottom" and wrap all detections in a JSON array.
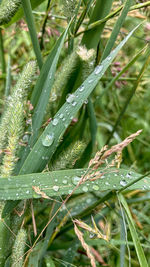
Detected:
[
  {"left": 62, "top": 0, "right": 77, "bottom": 20},
  {"left": 0, "top": 0, "right": 21, "bottom": 25},
  {"left": 77, "top": 46, "right": 95, "bottom": 81},
  {"left": 11, "top": 228, "right": 27, "bottom": 267},
  {"left": 0, "top": 61, "right": 36, "bottom": 177},
  {"left": 49, "top": 140, "right": 86, "bottom": 171},
  {"left": 74, "top": 223, "right": 96, "bottom": 267}
]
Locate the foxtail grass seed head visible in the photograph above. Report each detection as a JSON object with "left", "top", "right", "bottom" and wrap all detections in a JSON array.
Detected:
[
  {"left": 62, "top": 0, "right": 77, "bottom": 20},
  {"left": 50, "top": 140, "right": 86, "bottom": 171},
  {"left": 11, "top": 229, "right": 27, "bottom": 267},
  {"left": 0, "top": 61, "right": 36, "bottom": 177},
  {"left": 0, "top": 0, "right": 21, "bottom": 25},
  {"left": 77, "top": 46, "right": 95, "bottom": 81}
]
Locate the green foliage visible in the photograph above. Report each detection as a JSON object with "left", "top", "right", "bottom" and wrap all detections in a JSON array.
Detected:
[
  {"left": 0, "top": 1, "right": 150, "bottom": 266},
  {"left": 0, "top": 0, "right": 21, "bottom": 25}
]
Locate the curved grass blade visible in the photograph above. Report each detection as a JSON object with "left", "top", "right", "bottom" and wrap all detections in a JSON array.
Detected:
[
  {"left": 82, "top": 0, "right": 113, "bottom": 49},
  {"left": 118, "top": 193, "right": 148, "bottom": 267},
  {"left": 21, "top": 0, "right": 43, "bottom": 69},
  {"left": 94, "top": 46, "right": 146, "bottom": 106},
  {"left": 16, "top": 24, "right": 71, "bottom": 172},
  {"left": 0, "top": 168, "right": 150, "bottom": 201},
  {"left": 20, "top": 24, "right": 141, "bottom": 174},
  {"left": 101, "top": 0, "right": 131, "bottom": 61}
]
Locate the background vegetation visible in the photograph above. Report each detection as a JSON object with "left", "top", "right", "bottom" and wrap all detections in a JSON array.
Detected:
[{"left": 0, "top": 0, "right": 150, "bottom": 266}]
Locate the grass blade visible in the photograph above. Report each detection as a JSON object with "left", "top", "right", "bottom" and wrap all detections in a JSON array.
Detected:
[
  {"left": 118, "top": 193, "right": 148, "bottom": 267},
  {"left": 101, "top": 0, "right": 131, "bottom": 60},
  {"left": 0, "top": 168, "right": 150, "bottom": 201},
  {"left": 21, "top": 0, "right": 43, "bottom": 69},
  {"left": 5, "top": 55, "right": 11, "bottom": 97},
  {"left": 106, "top": 47, "right": 150, "bottom": 145},
  {"left": 16, "top": 25, "right": 71, "bottom": 171},
  {"left": 20, "top": 24, "right": 141, "bottom": 174},
  {"left": 82, "top": 0, "right": 113, "bottom": 49}
]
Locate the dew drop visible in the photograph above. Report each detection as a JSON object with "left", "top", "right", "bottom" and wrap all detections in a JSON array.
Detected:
[
  {"left": 22, "top": 134, "right": 29, "bottom": 142},
  {"left": 88, "top": 79, "right": 93, "bottom": 84},
  {"left": 84, "top": 99, "right": 88, "bottom": 104},
  {"left": 94, "top": 65, "right": 103, "bottom": 75},
  {"left": 59, "top": 113, "right": 64, "bottom": 119},
  {"left": 107, "top": 56, "right": 111, "bottom": 60},
  {"left": 72, "top": 101, "right": 77, "bottom": 106},
  {"left": 120, "top": 180, "right": 127, "bottom": 187},
  {"left": 82, "top": 186, "right": 88, "bottom": 192},
  {"left": 26, "top": 190, "right": 30, "bottom": 194},
  {"left": 42, "top": 133, "right": 54, "bottom": 147},
  {"left": 105, "top": 182, "right": 110, "bottom": 186},
  {"left": 92, "top": 185, "right": 99, "bottom": 191},
  {"left": 86, "top": 198, "right": 92, "bottom": 204},
  {"left": 66, "top": 94, "right": 75, "bottom": 103},
  {"left": 53, "top": 185, "right": 59, "bottom": 192},
  {"left": 79, "top": 85, "right": 84, "bottom": 92},
  {"left": 126, "top": 173, "right": 132, "bottom": 178},
  {"left": 72, "top": 176, "right": 81, "bottom": 185},
  {"left": 52, "top": 118, "right": 58, "bottom": 126},
  {"left": 62, "top": 179, "right": 68, "bottom": 184}
]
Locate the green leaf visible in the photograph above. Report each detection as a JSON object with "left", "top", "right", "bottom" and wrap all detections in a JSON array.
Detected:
[
  {"left": 101, "top": 0, "right": 131, "bottom": 60},
  {"left": 21, "top": 0, "right": 43, "bottom": 69},
  {"left": 82, "top": 0, "right": 113, "bottom": 49},
  {"left": 118, "top": 193, "right": 149, "bottom": 267},
  {"left": 16, "top": 24, "right": 70, "bottom": 172},
  {"left": 0, "top": 168, "right": 150, "bottom": 201},
  {"left": 20, "top": 24, "right": 140, "bottom": 174}
]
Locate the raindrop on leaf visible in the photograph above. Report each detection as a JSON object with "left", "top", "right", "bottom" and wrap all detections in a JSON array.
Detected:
[{"left": 42, "top": 133, "right": 54, "bottom": 147}]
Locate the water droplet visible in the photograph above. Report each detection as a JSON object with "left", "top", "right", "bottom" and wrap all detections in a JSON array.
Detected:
[
  {"left": 84, "top": 99, "right": 88, "bottom": 104},
  {"left": 88, "top": 79, "right": 93, "bottom": 84},
  {"left": 105, "top": 182, "right": 110, "bottom": 186},
  {"left": 92, "top": 185, "right": 99, "bottom": 191},
  {"left": 79, "top": 85, "right": 84, "bottom": 92},
  {"left": 86, "top": 198, "right": 92, "bottom": 204},
  {"left": 26, "top": 190, "right": 30, "bottom": 194},
  {"left": 94, "top": 65, "right": 103, "bottom": 75},
  {"left": 72, "top": 101, "right": 77, "bottom": 106},
  {"left": 66, "top": 94, "right": 75, "bottom": 103},
  {"left": 22, "top": 134, "right": 29, "bottom": 142},
  {"left": 72, "top": 176, "right": 81, "bottom": 185},
  {"left": 107, "top": 56, "right": 111, "bottom": 60},
  {"left": 120, "top": 180, "right": 127, "bottom": 187},
  {"left": 89, "top": 233, "right": 96, "bottom": 239},
  {"left": 82, "top": 186, "right": 88, "bottom": 192},
  {"left": 126, "top": 173, "right": 132, "bottom": 178},
  {"left": 52, "top": 118, "right": 58, "bottom": 126},
  {"left": 53, "top": 185, "right": 59, "bottom": 192},
  {"left": 59, "top": 113, "right": 64, "bottom": 119},
  {"left": 42, "top": 133, "right": 54, "bottom": 147},
  {"left": 62, "top": 179, "right": 68, "bottom": 184}
]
